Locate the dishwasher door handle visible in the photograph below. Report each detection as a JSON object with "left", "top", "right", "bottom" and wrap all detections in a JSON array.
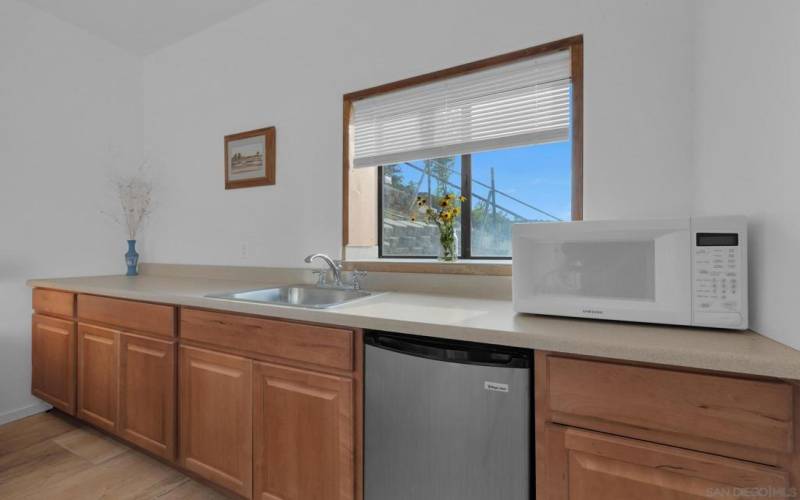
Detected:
[{"left": 366, "top": 332, "right": 529, "bottom": 368}]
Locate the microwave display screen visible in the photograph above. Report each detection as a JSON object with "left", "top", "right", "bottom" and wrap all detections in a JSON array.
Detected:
[{"left": 696, "top": 233, "right": 739, "bottom": 247}]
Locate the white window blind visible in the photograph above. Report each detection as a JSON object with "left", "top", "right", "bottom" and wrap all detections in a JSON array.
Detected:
[{"left": 352, "top": 49, "right": 572, "bottom": 168}]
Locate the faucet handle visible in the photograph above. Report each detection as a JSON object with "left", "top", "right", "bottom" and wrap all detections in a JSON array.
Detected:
[
  {"left": 351, "top": 270, "right": 367, "bottom": 290},
  {"left": 311, "top": 269, "right": 326, "bottom": 286}
]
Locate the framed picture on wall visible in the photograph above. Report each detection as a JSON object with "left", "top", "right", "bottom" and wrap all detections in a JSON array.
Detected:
[{"left": 224, "top": 127, "right": 276, "bottom": 189}]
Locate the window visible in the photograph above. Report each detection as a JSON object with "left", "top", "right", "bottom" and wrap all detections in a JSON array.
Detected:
[
  {"left": 379, "top": 142, "right": 572, "bottom": 258},
  {"left": 343, "top": 36, "right": 582, "bottom": 266}
]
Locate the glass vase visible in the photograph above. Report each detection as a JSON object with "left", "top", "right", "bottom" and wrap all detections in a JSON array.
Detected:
[{"left": 438, "top": 224, "right": 458, "bottom": 262}]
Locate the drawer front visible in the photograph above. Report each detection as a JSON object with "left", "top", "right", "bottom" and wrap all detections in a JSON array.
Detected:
[
  {"left": 546, "top": 356, "right": 794, "bottom": 455},
  {"left": 33, "top": 289, "right": 74, "bottom": 318},
  {"left": 545, "top": 425, "right": 789, "bottom": 500},
  {"left": 181, "top": 308, "right": 354, "bottom": 372},
  {"left": 78, "top": 294, "right": 176, "bottom": 338}
]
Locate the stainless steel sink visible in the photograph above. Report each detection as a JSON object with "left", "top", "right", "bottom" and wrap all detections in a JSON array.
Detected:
[{"left": 206, "top": 284, "right": 379, "bottom": 309}]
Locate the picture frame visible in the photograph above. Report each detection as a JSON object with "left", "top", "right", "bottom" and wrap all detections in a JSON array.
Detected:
[{"left": 224, "top": 126, "right": 276, "bottom": 189}]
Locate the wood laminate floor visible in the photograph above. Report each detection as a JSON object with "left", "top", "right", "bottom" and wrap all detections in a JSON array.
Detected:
[{"left": 0, "top": 410, "right": 230, "bottom": 499}]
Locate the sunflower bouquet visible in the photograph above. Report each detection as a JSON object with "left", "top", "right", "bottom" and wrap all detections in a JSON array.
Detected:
[{"left": 411, "top": 193, "right": 467, "bottom": 262}]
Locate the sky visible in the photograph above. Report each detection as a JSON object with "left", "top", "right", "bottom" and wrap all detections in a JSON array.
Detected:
[
  {"left": 471, "top": 141, "right": 572, "bottom": 221},
  {"left": 387, "top": 140, "right": 573, "bottom": 222}
]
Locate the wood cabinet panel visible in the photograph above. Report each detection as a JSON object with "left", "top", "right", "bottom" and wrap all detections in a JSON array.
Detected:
[
  {"left": 78, "top": 294, "right": 175, "bottom": 338},
  {"left": 119, "top": 332, "right": 176, "bottom": 460},
  {"left": 546, "top": 355, "right": 794, "bottom": 456},
  {"left": 543, "top": 425, "right": 789, "bottom": 500},
  {"left": 33, "top": 289, "right": 74, "bottom": 319},
  {"left": 31, "top": 314, "right": 76, "bottom": 414},
  {"left": 77, "top": 324, "right": 118, "bottom": 432},
  {"left": 253, "top": 361, "right": 354, "bottom": 500},
  {"left": 181, "top": 308, "right": 353, "bottom": 372},
  {"left": 179, "top": 345, "right": 253, "bottom": 498}
]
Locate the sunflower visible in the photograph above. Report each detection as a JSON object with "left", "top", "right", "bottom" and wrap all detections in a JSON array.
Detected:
[
  {"left": 439, "top": 199, "right": 449, "bottom": 208},
  {"left": 459, "top": 195, "right": 467, "bottom": 202}
]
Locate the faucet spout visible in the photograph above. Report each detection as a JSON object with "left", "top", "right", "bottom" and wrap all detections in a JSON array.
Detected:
[{"left": 304, "top": 253, "right": 342, "bottom": 286}]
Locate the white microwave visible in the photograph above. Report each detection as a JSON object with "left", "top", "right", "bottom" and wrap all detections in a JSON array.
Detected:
[{"left": 512, "top": 216, "right": 748, "bottom": 329}]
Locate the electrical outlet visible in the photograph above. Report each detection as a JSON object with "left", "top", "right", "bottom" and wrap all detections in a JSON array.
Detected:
[{"left": 240, "top": 242, "right": 248, "bottom": 260}]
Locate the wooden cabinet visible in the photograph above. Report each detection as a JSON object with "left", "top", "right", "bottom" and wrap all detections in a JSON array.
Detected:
[
  {"left": 72, "top": 293, "right": 178, "bottom": 458},
  {"left": 119, "top": 332, "right": 176, "bottom": 460},
  {"left": 179, "top": 345, "right": 253, "bottom": 498},
  {"left": 31, "top": 314, "right": 76, "bottom": 414},
  {"left": 543, "top": 425, "right": 789, "bottom": 500},
  {"left": 77, "top": 323, "right": 118, "bottom": 432},
  {"left": 253, "top": 362, "right": 354, "bottom": 500},
  {"left": 536, "top": 351, "right": 800, "bottom": 499},
  {"left": 32, "top": 288, "right": 800, "bottom": 500}
]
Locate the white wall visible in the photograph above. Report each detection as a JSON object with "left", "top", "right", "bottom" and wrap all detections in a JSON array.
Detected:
[
  {"left": 0, "top": 0, "right": 143, "bottom": 422},
  {"left": 694, "top": 0, "right": 800, "bottom": 350},
  {"left": 142, "top": 0, "right": 696, "bottom": 268}
]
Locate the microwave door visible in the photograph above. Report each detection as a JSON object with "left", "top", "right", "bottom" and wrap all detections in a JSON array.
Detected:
[{"left": 513, "top": 219, "right": 692, "bottom": 325}]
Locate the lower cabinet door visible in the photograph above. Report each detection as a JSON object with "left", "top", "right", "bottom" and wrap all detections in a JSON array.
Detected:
[
  {"left": 77, "top": 323, "right": 118, "bottom": 432},
  {"left": 543, "top": 425, "right": 789, "bottom": 500},
  {"left": 253, "top": 361, "right": 354, "bottom": 500},
  {"left": 179, "top": 345, "right": 253, "bottom": 498},
  {"left": 31, "top": 314, "right": 76, "bottom": 414},
  {"left": 119, "top": 332, "right": 176, "bottom": 460}
]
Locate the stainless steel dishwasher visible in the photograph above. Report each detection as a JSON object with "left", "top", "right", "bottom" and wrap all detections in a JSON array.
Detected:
[{"left": 365, "top": 331, "right": 531, "bottom": 500}]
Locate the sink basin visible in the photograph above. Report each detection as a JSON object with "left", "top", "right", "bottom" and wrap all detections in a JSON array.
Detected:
[{"left": 206, "top": 284, "right": 379, "bottom": 309}]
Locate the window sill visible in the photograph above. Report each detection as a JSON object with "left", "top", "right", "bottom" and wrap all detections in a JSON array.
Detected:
[{"left": 342, "top": 259, "right": 512, "bottom": 276}]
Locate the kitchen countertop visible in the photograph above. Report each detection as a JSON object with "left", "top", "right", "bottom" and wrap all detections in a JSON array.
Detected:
[{"left": 27, "top": 274, "right": 800, "bottom": 380}]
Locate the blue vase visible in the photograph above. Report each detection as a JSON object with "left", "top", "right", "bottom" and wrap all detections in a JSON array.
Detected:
[{"left": 125, "top": 240, "right": 139, "bottom": 276}]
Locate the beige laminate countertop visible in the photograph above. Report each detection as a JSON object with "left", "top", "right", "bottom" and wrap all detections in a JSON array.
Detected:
[{"left": 27, "top": 274, "right": 800, "bottom": 380}]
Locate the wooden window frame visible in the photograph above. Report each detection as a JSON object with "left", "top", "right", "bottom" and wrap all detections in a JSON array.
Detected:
[{"left": 342, "top": 35, "right": 583, "bottom": 275}]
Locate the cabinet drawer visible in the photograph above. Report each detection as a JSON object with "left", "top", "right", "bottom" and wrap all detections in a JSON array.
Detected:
[
  {"left": 78, "top": 294, "right": 175, "bottom": 338},
  {"left": 544, "top": 425, "right": 789, "bottom": 499},
  {"left": 546, "top": 356, "right": 794, "bottom": 456},
  {"left": 33, "top": 289, "right": 74, "bottom": 318},
  {"left": 181, "top": 308, "right": 354, "bottom": 372}
]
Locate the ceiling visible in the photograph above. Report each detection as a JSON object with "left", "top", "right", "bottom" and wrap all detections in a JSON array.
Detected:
[{"left": 20, "top": 0, "right": 269, "bottom": 55}]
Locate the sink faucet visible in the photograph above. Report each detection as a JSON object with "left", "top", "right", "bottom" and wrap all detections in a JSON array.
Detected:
[{"left": 304, "top": 253, "right": 343, "bottom": 287}]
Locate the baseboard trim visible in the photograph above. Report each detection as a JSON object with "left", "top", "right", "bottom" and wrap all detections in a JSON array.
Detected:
[{"left": 0, "top": 401, "right": 52, "bottom": 426}]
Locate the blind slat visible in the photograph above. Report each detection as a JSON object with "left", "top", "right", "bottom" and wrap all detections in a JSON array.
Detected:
[{"left": 352, "top": 49, "right": 572, "bottom": 168}]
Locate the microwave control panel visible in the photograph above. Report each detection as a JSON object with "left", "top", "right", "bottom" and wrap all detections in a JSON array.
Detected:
[{"left": 692, "top": 231, "right": 744, "bottom": 327}]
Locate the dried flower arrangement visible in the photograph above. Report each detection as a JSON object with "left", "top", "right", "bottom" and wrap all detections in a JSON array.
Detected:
[{"left": 104, "top": 165, "right": 154, "bottom": 241}]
